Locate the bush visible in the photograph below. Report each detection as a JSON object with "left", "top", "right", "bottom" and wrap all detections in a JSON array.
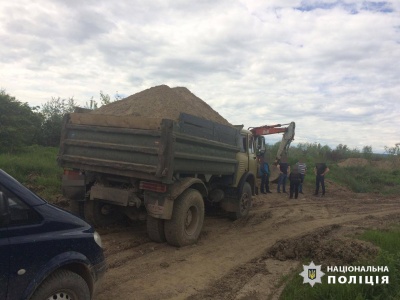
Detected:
[
  {"left": 0, "top": 145, "right": 62, "bottom": 201},
  {"left": 0, "top": 90, "right": 43, "bottom": 152}
]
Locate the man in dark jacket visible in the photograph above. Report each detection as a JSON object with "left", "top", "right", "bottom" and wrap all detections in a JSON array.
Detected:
[
  {"left": 289, "top": 167, "right": 302, "bottom": 199},
  {"left": 260, "top": 158, "right": 272, "bottom": 194},
  {"left": 314, "top": 163, "right": 330, "bottom": 197},
  {"left": 277, "top": 161, "right": 290, "bottom": 193}
]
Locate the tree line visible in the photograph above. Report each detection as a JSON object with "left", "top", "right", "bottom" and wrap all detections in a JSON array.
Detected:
[
  {"left": 0, "top": 90, "right": 116, "bottom": 152},
  {"left": 1, "top": 90, "right": 399, "bottom": 157}
]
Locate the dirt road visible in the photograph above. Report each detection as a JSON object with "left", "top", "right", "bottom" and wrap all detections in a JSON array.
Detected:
[{"left": 93, "top": 180, "right": 400, "bottom": 299}]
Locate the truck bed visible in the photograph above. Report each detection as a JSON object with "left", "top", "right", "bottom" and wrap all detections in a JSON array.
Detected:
[{"left": 58, "top": 113, "right": 240, "bottom": 184}]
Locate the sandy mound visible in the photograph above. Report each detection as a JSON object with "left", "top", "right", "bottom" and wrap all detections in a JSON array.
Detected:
[
  {"left": 338, "top": 157, "right": 400, "bottom": 170},
  {"left": 338, "top": 158, "right": 369, "bottom": 168},
  {"left": 92, "top": 85, "right": 231, "bottom": 126}
]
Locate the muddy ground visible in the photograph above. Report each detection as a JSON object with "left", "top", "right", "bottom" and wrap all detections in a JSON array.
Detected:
[{"left": 87, "top": 179, "right": 400, "bottom": 300}]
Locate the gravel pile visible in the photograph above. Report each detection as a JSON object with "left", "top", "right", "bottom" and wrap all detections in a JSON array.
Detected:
[{"left": 92, "top": 85, "right": 231, "bottom": 126}]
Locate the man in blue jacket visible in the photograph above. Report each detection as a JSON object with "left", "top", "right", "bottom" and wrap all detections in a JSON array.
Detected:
[{"left": 260, "top": 157, "right": 272, "bottom": 194}]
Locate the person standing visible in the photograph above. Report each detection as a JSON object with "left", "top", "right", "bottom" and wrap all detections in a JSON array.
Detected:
[
  {"left": 289, "top": 167, "right": 302, "bottom": 199},
  {"left": 277, "top": 161, "right": 290, "bottom": 193},
  {"left": 297, "top": 159, "right": 307, "bottom": 194},
  {"left": 314, "top": 163, "right": 330, "bottom": 197},
  {"left": 260, "top": 158, "right": 272, "bottom": 194}
]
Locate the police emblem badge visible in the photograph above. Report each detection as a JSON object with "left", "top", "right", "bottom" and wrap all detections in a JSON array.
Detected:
[{"left": 299, "top": 261, "right": 325, "bottom": 287}]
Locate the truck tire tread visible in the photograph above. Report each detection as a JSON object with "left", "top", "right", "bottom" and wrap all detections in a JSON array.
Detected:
[
  {"left": 164, "top": 189, "right": 204, "bottom": 247},
  {"left": 147, "top": 215, "right": 166, "bottom": 243}
]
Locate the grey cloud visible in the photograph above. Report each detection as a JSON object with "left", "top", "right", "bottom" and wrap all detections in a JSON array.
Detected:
[{"left": 1, "top": 0, "right": 399, "bottom": 152}]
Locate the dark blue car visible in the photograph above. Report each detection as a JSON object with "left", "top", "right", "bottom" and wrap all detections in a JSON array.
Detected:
[{"left": 0, "top": 169, "right": 106, "bottom": 300}]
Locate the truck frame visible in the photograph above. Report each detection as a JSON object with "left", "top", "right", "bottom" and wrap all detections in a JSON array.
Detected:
[{"left": 58, "top": 112, "right": 294, "bottom": 247}]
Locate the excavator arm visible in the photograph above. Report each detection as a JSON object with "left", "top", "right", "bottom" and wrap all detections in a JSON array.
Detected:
[{"left": 249, "top": 122, "right": 295, "bottom": 164}]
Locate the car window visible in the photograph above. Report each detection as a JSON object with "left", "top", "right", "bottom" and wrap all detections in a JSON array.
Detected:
[{"left": 0, "top": 184, "right": 42, "bottom": 227}]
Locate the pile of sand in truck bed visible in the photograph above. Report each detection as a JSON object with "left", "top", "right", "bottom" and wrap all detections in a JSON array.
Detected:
[{"left": 92, "top": 85, "right": 231, "bottom": 126}]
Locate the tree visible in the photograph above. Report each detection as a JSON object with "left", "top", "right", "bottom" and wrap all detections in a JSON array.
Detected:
[
  {"left": 384, "top": 144, "right": 400, "bottom": 156},
  {"left": 85, "top": 97, "right": 98, "bottom": 110},
  {"left": 0, "top": 90, "right": 43, "bottom": 152},
  {"left": 39, "top": 97, "right": 76, "bottom": 146},
  {"left": 85, "top": 91, "right": 118, "bottom": 110},
  {"left": 362, "top": 145, "right": 373, "bottom": 159}
]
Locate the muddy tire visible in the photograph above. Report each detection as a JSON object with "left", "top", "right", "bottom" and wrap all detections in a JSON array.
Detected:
[
  {"left": 164, "top": 189, "right": 204, "bottom": 247},
  {"left": 230, "top": 182, "right": 252, "bottom": 220},
  {"left": 147, "top": 215, "right": 166, "bottom": 243},
  {"left": 30, "top": 269, "right": 90, "bottom": 300},
  {"left": 84, "top": 200, "right": 120, "bottom": 227}
]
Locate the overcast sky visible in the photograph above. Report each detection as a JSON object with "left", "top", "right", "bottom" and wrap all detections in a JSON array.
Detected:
[{"left": 1, "top": 0, "right": 399, "bottom": 153}]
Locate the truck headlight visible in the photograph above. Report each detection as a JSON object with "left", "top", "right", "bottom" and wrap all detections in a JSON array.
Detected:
[{"left": 94, "top": 231, "right": 103, "bottom": 248}]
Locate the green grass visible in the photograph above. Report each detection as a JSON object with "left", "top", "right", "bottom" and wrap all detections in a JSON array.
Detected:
[
  {"left": 280, "top": 228, "right": 400, "bottom": 300},
  {"left": 0, "top": 145, "right": 62, "bottom": 201},
  {"left": 318, "top": 164, "right": 400, "bottom": 195},
  {"left": 360, "top": 227, "right": 400, "bottom": 256}
]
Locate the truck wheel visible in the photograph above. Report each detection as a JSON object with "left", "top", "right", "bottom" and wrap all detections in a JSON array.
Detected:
[
  {"left": 30, "top": 269, "right": 90, "bottom": 300},
  {"left": 147, "top": 215, "right": 166, "bottom": 243},
  {"left": 230, "top": 182, "right": 252, "bottom": 220},
  {"left": 164, "top": 189, "right": 204, "bottom": 247},
  {"left": 84, "top": 200, "right": 120, "bottom": 227}
]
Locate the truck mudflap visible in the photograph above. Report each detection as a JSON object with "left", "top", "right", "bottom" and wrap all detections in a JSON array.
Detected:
[
  {"left": 144, "top": 190, "right": 173, "bottom": 219},
  {"left": 62, "top": 172, "right": 85, "bottom": 200},
  {"left": 144, "top": 178, "right": 207, "bottom": 219}
]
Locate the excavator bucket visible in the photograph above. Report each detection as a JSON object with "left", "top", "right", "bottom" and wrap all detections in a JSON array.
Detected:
[
  {"left": 268, "top": 122, "right": 295, "bottom": 183},
  {"left": 274, "top": 122, "right": 295, "bottom": 163},
  {"left": 269, "top": 164, "right": 281, "bottom": 183}
]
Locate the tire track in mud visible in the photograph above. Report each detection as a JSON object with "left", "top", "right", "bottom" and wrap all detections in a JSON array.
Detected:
[
  {"left": 190, "top": 212, "right": 400, "bottom": 300},
  {"left": 94, "top": 192, "right": 400, "bottom": 300}
]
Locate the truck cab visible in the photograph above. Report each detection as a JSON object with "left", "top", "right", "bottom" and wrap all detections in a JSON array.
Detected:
[{"left": 235, "top": 128, "right": 261, "bottom": 189}]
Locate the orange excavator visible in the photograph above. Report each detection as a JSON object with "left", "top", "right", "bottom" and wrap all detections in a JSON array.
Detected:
[{"left": 249, "top": 122, "right": 296, "bottom": 165}]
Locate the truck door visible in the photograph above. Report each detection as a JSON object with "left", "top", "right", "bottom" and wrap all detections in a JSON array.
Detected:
[
  {"left": 0, "top": 190, "right": 10, "bottom": 300},
  {"left": 247, "top": 134, "right": 258, "bottom": 176}
]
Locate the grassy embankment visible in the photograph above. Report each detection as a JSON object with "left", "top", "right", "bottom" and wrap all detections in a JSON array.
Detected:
[
  {"left": 280, "top": 227, "right": 400, "bottom": 300},
  {"left": 0, "top": 145, "right": 62, "bottom": 201},
  {"left": 329, "top": 164, "right": 400, "bottom": 195},
  {"left": 295, "top": 157, "right": 400, "bottom": 195}
]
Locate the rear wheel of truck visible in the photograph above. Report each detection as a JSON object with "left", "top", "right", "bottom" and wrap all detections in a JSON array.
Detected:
[
  {"left": 164, "top": 189, "right": 204, "bottom": 247},
  {"left": 230, "top": 182, "right": 252, "bottom": 220},
  {"left": 147, "top": 215, "right": 166, "bottom": 243},
  {"left": 84, "top": 200, "right": 120, "bottom": 227}
]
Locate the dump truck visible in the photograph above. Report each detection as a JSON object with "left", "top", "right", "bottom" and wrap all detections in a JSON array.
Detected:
[{"left": 58, "top": 112, "right": 294, "bottom": 247}]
